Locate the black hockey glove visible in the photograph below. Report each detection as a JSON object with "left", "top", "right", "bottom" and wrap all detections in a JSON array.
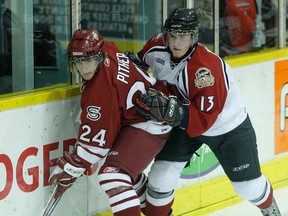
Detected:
[
  {"left": 135, "top": 88, "right": 185, "bottom": 127},
  {"left": 125, "top": 51, "right": 149, "bottom": 71}
]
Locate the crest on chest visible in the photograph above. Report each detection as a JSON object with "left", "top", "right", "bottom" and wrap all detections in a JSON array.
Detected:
[{"left": 194, "top": 67, "right": 215, "bottom": 89}]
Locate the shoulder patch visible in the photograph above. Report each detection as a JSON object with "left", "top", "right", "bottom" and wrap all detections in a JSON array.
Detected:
[
  {"left": 194, "top": 67, "right": 215, "bottom": 89},
  {"left": 104, "top": 57, "right": 110, "bottom": 67},
  {"left": 152, "top": 33, "right": 163, "bottom": 42},
  {"left": 103, "top": 166, "right": 120, "bottom": 173}
]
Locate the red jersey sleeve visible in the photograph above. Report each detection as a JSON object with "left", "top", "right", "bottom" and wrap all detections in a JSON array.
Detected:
[{"left": 140, "top": 32, "right": 165, "bottom": 64}]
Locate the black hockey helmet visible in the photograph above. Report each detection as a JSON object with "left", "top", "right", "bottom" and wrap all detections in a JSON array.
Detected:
[
  {"left": 164, "top": 8, "right": 200, "bottom": 33},
  {"left": 163, "top": 8, "right": 200, "bottom": 46}
]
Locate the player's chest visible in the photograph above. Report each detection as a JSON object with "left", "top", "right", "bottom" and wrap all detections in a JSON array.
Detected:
[{"left": 152, "top": 56, "right": 188, "bottom": 83}]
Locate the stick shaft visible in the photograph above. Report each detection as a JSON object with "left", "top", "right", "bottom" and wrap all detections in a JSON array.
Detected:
[{"left": 41, "top": 184, "right": 62, "bottom": 216}]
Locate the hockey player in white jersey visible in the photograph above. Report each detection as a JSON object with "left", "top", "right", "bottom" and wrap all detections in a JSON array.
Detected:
[{"left": 127, "top": 8, "right": 281, "bottom": 216}]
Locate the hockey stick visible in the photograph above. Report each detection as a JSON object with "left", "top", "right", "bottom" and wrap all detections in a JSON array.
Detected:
[{"left": 41, "top": 184, "right": 62, "bottom": 216}]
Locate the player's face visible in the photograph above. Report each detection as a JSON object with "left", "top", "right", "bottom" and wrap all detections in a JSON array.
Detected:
[
  {"left": 75, "top": 59, "right": 100, "bottom": 80},
  {"left": 167, "top": 32, "right": 193, "bottom": 58}
]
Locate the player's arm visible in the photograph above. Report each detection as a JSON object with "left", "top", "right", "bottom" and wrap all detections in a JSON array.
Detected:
[
  {"left": 48, "top": 122, "right": 118, "bottom": 198},
  {"left": 48, "top": 151, "right": 86, "bottom": 199},
  {"left": 135, "top": 88, "right": 186, "bottom": 127},
  {"left": 125, "top": 33, "right": 164, "bottom": 71},
  {"left": 49, "top": 87, "right": 121, "bottom": 198},
  {"left": 140, "top": 82, "right": 226, "bottom": 133},
  {"left": 125, "top": 50, "right": 149, "bottom": 71}
]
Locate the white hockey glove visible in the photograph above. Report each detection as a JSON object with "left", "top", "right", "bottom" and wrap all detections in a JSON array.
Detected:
[
  {"left": 48, "top": 151, "right": 86, "bottom": 199},
  {"left": 135, "top": 88, "right": 185, "bottom": 127}
]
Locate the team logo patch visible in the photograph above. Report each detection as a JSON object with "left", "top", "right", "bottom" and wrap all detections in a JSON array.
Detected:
[
  {"left": 152, "top": 32, "right": 162, "bottom": 42},
  {"left": 86, "top": 106, "right": 101, "bottom": 121},
  {"left": 108, "top": 151, "right": 118, "bottom": 156},
  {"left": 104, "top": 57, "right": 110, "bottom": 67},
  {"left": 103, "top": 166, "right": 120, "bottom": 173},
  {"left": 232, "top": 164, "right": 250, "bottom": 172},
  {"left": 194, "top": 67, "right": 215, "bottom": 89}
]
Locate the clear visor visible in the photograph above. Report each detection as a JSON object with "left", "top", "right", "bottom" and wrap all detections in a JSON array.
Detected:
[
  {"left": 68, "top": 52, "right": 103, "bottom": 73},
  {"left": 165, "top": 32, "right": 194, "bottom": 48}
]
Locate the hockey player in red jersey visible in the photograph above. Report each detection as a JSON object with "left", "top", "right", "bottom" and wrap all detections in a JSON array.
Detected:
[
  {"left": 126, "top": 8, "right": 281, "bottom": 216},
  {"left": 48, "top": 29, "right": 184, "bottom": 216}
]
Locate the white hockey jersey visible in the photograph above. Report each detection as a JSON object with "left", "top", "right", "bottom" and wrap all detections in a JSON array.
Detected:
[{"left": 139, "top": 33, "right": 248, "bottom": 137}]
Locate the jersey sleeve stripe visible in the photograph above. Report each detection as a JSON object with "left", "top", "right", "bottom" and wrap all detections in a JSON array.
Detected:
[
  {"left": 221, "top": 59, "right": 230, "bottom": 91},
  {"left": 182, "top": 65, "right": 189, "bottom": 96},
  {"left": 76, "top": 145, "right": 104, "bottom": 165},
  {"left": 77, "top": 141, "right": 110, "bottom": 156},
  {"left": 206, "top": 47, "right": 229, "bottom": 91},
  {"left": 177, "top": 65, "right": 189, "bottom": 99}
]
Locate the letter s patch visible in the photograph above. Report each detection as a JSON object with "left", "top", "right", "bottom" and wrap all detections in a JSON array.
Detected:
[{"left": 86, "top": 106, "right": 101, "bottom": 121}]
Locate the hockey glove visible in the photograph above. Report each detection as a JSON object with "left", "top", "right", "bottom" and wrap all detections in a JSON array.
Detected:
[
  {"left": 135, "top": 88, "right": 185, "bottom": 127},
  {"left": 48, "top": 151, "right": 86, "bottom": 199},
  {"left": 125, "top": 51, "right": 149, "bottom": 71}
]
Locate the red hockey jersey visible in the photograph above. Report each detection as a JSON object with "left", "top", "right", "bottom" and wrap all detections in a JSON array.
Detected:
[
  {"left": 140, "top": 33, "right": 247, "bottom": 137},
  {"left": 75, "top": 41, "right": 162, "bottom": 167}
]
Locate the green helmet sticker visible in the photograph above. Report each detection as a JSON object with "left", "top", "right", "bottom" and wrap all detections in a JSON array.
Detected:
[{"left": 181, "top": 144, "right": 219, "bottom": 179}]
